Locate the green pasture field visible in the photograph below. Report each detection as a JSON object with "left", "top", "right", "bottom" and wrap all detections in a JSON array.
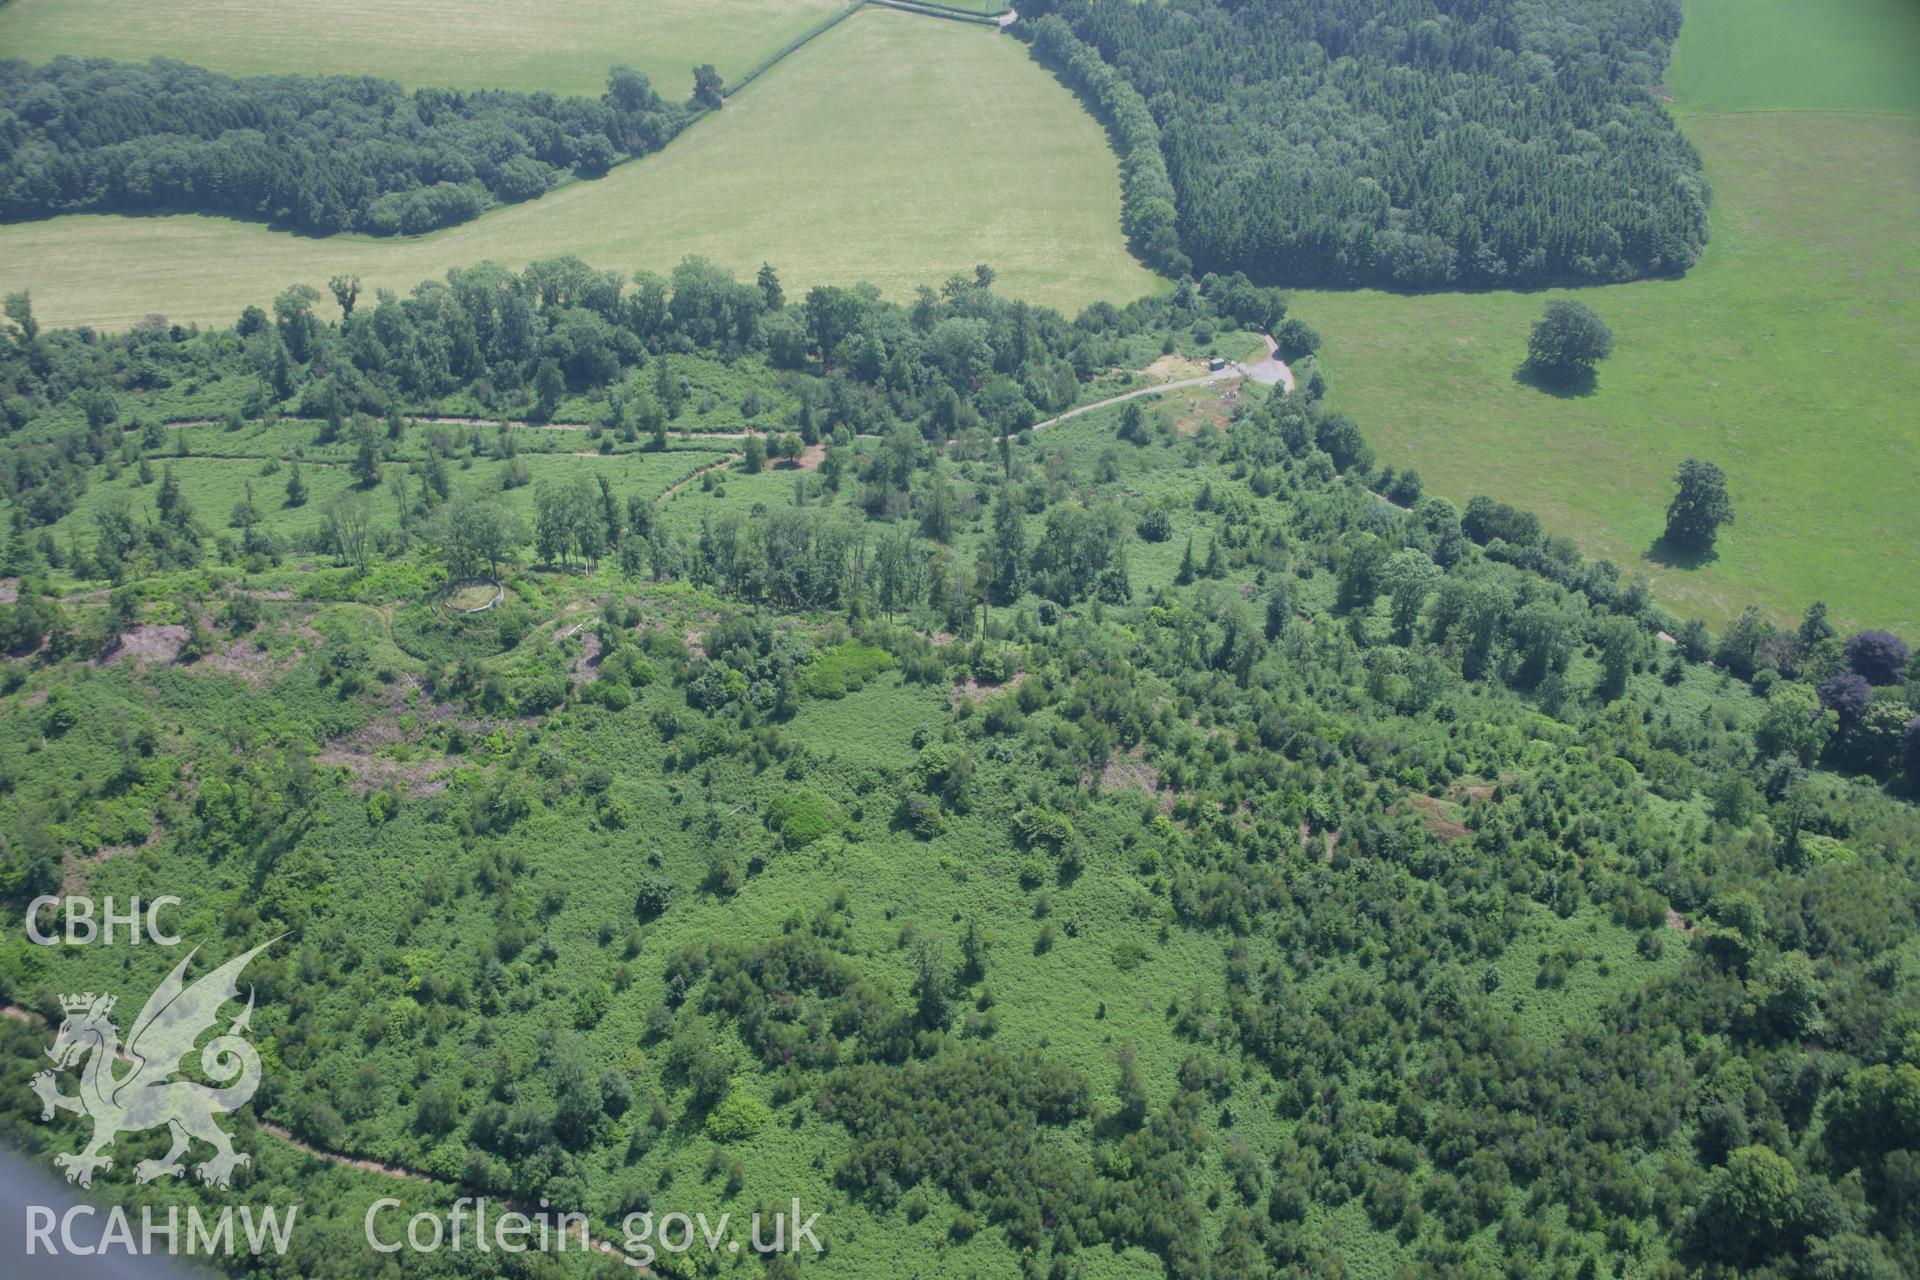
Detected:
[
  {"left": 0, "top": 8, "right": 1160, "bottom": 331},
  {"left": 1293, "top": 112, "right": 1920, "bottom": 635},
  {"left": 1665, "top": 0, "right": 1920, "bottom": 114},
  {"left": 0, "top": 0, "right": 847, "bottom": 98},
  {"left": 1286, "top": 0, "right": 1920, "bottom": 636}
]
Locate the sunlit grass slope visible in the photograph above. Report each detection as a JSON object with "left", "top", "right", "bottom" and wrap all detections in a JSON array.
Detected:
[
  {"left": 0, "top": 0, "right": 847, "bottom": 98},
  {"left": 0, "top": 9, "right": 1161, "bottom": 331}
]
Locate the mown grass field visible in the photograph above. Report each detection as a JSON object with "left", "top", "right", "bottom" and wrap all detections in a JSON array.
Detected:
[
  {"left": 1665, "top": 0, "right": 1920, "bottom": 113},
  {"left": 1290, "top": 0, "right": 1920, "bottom": 635},
  {"left": 0, "top": 0, "right": 847, "bottom": 98},
  {"left": 0, "top": 9, "right": 1159, "bottom": 331}
]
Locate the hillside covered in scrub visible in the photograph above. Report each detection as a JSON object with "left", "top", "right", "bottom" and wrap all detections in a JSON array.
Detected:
[{"left": 0, "top": 261, "right": 1917, "bottom": 1279}]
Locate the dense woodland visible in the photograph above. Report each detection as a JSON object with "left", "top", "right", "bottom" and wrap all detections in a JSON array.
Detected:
[
  {"left": 1023, "top": 0, "right": 1710, "bottom": 287},
  {"left": 0, "top": 58, "right": 692, "bottom": 234},
  {"left": 0, "top": 259, "right": 1916, "bottom": 1277}
]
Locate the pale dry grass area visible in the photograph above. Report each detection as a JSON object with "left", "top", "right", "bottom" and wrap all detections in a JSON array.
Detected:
[
  {"left": 0, "top": 0, "right": 846, "bottom": 97},
  {"left": 0, "top": 10, "right": 1161, "bottom": 330}
]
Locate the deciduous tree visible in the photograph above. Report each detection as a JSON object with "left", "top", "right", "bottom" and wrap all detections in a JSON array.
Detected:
[
  {"left": 1665, "top": 457, "right": 1734, "bottom": 550},
  {"left": 1524, "top": 300, "right": 1613, "bottom": 383}
]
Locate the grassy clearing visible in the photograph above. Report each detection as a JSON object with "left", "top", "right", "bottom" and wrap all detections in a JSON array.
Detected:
[
  {"left": 0, "top": 0, "right": 847, "bottom": 98},
  {"left": 1293, "top": 112, "right": 1920, "bottom": 635},
  {"left": 0, "top": 9, "right": 1159, "bottom": 331},
  {"left": 32, "top": 436, "right": 723, "bottom": 580},
  {"left": 1488, "top": 907, "right": 1687, "bottom": 1045},
  {"left": 444, "top": 582, "right": 499, "bottom": 610},
  {"left": 1665, "top": 0, "right": 1920, "bottom": 114}
]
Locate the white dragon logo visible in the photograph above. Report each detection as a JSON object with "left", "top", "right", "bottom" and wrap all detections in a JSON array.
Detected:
[{"left": 29, "top": 940, "right": 275, "bottom": 1190}]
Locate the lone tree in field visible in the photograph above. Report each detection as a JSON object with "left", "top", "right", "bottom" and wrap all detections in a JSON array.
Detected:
[
  {"left": 1524, "top": 299, "right": 1613, "bottom": 384},
  {"left": 692, "top": 64, "right": 724, "bottom": 111},
  {"left": 1664, "top": 457, "right": 1734, "bottom": 551}
]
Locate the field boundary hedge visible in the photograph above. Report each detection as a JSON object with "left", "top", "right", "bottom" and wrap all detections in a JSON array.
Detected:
[
  {"left": 872, "top": 0, "right": 1003, "bottom": 25},
  {"left": 725, "top": 1, "right": 1005, "bottom": 98},
  {"left": 724, "top": 1, "right": 871, "bottom": 96}
]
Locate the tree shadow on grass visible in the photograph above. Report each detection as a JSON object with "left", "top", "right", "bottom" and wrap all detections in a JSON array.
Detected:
[
  {"left": 1644, "top": 535, "right": 1719, "bottom": 570},
  {"left": 1512, "top": 362, "right": 1598, "bottom": 399}
]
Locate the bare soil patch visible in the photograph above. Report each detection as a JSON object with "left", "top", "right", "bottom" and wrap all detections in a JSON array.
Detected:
[
  {"left": 954, "top": 669, "right": 1026, "bottom": 704},
  {"left": 1101, "top": 749, "right": 1173, "bottom": 813},
  {"left": 570, "top": 629, "right": 605, "bottom": 682},
  {"left": 1145, "top": 353, "right": 1210, "bottom": 381},
  {"left": 99, "top": 623, "right": 186, "bottom": 666},
  {"left": 774, "top": 442, "right": 828, "bottom": 471},
  {"left": 1407, "top": 792, "right": 1470, "bottom": 841},
  {"left": 194, "top": 634, "right": 295, "bottom": 686},
  {"left": 319, "top": 720, "right": 450, "bottom": 796}
]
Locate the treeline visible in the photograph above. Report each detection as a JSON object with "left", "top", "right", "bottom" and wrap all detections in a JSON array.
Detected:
[
  {"left": 1020, "top": 0, "right": 1710, "bottom": 287},
  {"left": 0, "top": 260, "right": 1285, "bottom": 538},
  {"left": 1020, "top": 16, "right": 1187, "bottom": 276},
  {"left": 0, "top": 57, "right": 692, "bottom": 235}
]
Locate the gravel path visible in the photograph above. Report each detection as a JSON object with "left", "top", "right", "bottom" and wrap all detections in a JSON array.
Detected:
[{"left": 1024, "top": 331, "right": 1293, "bottom": 434}]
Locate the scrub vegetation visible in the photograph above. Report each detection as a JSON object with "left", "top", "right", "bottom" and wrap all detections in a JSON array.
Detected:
[{"left": 1, "top": 255, "right": 1917, "bottom": 1279}]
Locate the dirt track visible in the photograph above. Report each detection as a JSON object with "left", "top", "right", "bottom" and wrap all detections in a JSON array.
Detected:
[{"left": 1023, "top": 331, "right": 1294, "bottom": 435}]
